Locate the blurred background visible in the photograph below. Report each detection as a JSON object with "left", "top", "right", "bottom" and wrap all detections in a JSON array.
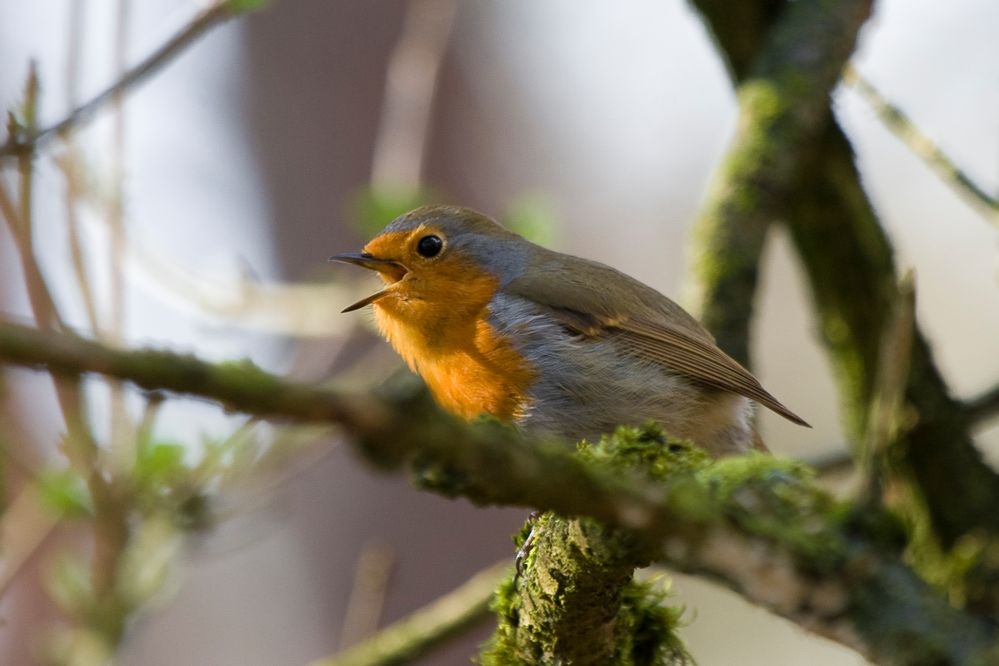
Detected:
[{"left": 0, "top": 0, "right": 997, "bottom": 664}]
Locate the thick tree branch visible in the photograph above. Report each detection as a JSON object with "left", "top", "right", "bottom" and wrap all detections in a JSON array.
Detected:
[
  {"left": 689, "top": 0, "right": 783, "bottom": 81},
  {"left": 694, "top": 0, "right": 999, "bottom": 551},
  {"left": 689, "top": 0, "right": 871, "bottom": 364},
  {"left": 967, "top": 382, "right": 999, "bottom": 426},
  {"left": 0, "top": 321, "right": 994, "bottom": 664},
  {"left": 788, "top": 124, "right": 999, "bottom": 548}
]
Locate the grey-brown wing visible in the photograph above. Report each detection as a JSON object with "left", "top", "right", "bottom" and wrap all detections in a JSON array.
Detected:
[
  {"left": 615, "top": 319, "right": 810, "bottom": 426},
  {"left": 505, "top": 260, "right": 809, "bottom": 427}
]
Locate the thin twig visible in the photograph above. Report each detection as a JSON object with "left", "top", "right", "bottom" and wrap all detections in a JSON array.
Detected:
[
  {"left": 370, "top": 0, "right": 457, "bottom": 191},
  {"left": 859, "top": 271, "right": 915, "bottom": 505},
  {"left": 108, "top": 0, "right": 135, "bottom": 474},
  {"left": 59, "top": 0, "right": 100, "bottom": 332},
  {"left": 314, "top": 561, "right": 508, "bottom": 666},
  {"left": 966, "top": 383, "right": 999, "bottom": 426},
  {"left": 6, "top": 65, "right": 123, "bottom": 600},
  {"left": 3, "top": 74, "right": 96, "bottom": 474},
  {"left": 339, "top": 543, "right": 396, "bottom": 649},
  {"left": 842, "top": 63, "right": 999, "bottom": 227},
  {"left": 0, "top": 1, "right": 246, "bottom": 159},
  {"left": 8, "top": 67, "right": 63, "bottom": 332},
  {"left": 0, "top": 486, "right": 60, "bottom": 600},
  {"left": 809, "top": 450, "right": 855, "bottom": 477}
]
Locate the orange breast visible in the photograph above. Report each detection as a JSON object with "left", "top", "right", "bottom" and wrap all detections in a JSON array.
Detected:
[
  {"left": 420, "top": 316, "right": 535, "bottom": 420},
  {"left": 372, "top": 277, "right": 535, "bottom": 422}
]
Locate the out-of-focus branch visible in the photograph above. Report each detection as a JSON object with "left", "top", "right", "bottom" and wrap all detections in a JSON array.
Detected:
[
  {"left": 842, "top": 64, "right": 999, "bottom": 227},
  {"left": 339, "top": 543, "right": 396, "bottom": 651},
  {"left": 59, "top": 0, "right": 100, "bottom": 332},
  {"left": 314, "top": 561, "right": 508, "bottom": 666},
  {"left": 0, "top": 0, "right": 261, "bottom": 159},
  {"left": 788, "top": 123, "right": 999, "bottom": 548},
  {"left": 689, "top": 0, "right": 784, "bottom": 81},
  {"left": 858, "top": 273, "right": 915, "bottom": 504},
  {"left": 0, "top": 486, "right": 59, "bottom": 598},
  {"left": 0, "top": 320, "right": 387, "bottom": 434},
  {"left": 966, "top": 383, "right": 999, "bottom": 425},
  {"left": 3, "top": 65, "right": 125, "bottom": 613},
  {"left": 689, "top": 0, "right": 872, "bottom": 364},
  {"left": 369, "top": 0, "right": 456, "bottom": 192},
  {"left": 694, "top": 0, "right": 999, "bottom": 552},
  {"left": 3, "top": 69, "right": 64, "bottom": 332},
  {"left": 0, "top": 321, "right": 994, "bottom": 663},
  {"left": 106, "top": 0, "right": 135, "bottom": 475}
]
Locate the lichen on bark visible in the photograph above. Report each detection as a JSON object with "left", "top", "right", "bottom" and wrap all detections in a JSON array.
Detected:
[{"left": 479, "top": 426, "right": 696, "bottom": 666}]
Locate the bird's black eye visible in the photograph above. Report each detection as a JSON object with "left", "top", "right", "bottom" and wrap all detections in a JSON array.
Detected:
[{"left": 416, "top": 234, "right": 443, "bottom": 258}]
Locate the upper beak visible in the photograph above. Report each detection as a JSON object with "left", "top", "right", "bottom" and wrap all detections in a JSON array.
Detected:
[
  {"left": 328, "top": 252, "right": 406, "bottom": 313},
  {"left": 328, "top": 252, "right": 402, "bottom": 272}
]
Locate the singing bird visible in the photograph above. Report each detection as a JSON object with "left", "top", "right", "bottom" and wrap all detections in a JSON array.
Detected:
[{"left": 332, "top": 205, "right": 808, "bottom": 456}]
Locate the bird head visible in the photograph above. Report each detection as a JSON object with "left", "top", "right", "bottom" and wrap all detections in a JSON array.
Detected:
[{"left": 330, "top": 205, "right": 527, "bottom": 325}]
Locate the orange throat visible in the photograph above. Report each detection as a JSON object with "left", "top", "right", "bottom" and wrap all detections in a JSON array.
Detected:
[{"left": 373, "top": 304, "right": 535, "bottom": 422}]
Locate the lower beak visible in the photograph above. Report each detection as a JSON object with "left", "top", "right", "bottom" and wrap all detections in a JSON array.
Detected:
[
  {"left": 329, "top": 252, "right": 406, "bottom": 313},
  {"left": 340, "top": 289, "right": 390, "bottom": 313}
]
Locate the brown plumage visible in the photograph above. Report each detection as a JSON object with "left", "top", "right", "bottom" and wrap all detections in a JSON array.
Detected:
[{"left": 332, "top": 205, "right": 808, "bottom": 456}]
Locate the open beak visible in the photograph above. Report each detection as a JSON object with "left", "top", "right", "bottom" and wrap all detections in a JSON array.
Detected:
[{"left": 328, "top": 252, "right": 407, "bottom": 313}]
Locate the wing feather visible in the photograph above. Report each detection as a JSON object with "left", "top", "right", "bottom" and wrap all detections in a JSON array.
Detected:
[
  {"left": 615, "top": 320, "right": 810, "bottom": 426},
  {"left": 505, "top": 256, "right": 809, "bottom": 427}
]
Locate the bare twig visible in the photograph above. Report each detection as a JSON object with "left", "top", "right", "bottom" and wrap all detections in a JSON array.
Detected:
[
  {"left": 59, "top": 0, "right": 100, "bottom": 331},
  {"left": 5, "top": 67, "right": 64, "bottom": 332},
  {"left": 3, "top": 67, "right": 122, "bottom": 601},
  {"left": 810, "top": 450, "right": 854, "bottom": 477},
  {"left": 0, "top": 1, "right": 250, "bottom": 159},
  {"left": 859, "top": 271, "right": 916, "bottom": 504},
  {"left": 842, "top": 64, "right": 999, "bottom": 227},
  {"left": 0, "top": 485, "right": 60, "bottom": 599},
  {"left": 966, "top": 382, "right": 999, "bottom": 425},
  {"left": 339, "top": 543, "right": 396, "bottom": 649},
  {"left": 314, "top": 561, "right": 508, "bottom": 666},
  {"left": 370, "top": 0, "right": 457, "bottom": 191},
  {"left": 108, "top": 0, "right": 135, "bottom": 473}
]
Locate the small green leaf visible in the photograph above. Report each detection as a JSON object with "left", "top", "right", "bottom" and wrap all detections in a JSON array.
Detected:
[
  {"left": 225, "top": 0, "right": 269, "bottom": 13},
  {"left": 503, "top": 194, "right": 558, "bottom": 245},
  {"left": 136, "top": 440, "right": 188, "bottom": 485},
  {"left": 352, "top": 186, "right": 434, "bottom": 236},
  {"left": 45, "top": 555, "right": 93, "bottom": 617},
  {"left": 35, "top": 469, "right": 92, "bottom": 519}
]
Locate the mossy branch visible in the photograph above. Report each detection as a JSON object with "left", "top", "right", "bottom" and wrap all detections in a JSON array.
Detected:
[
  {"left": 788, "top": 124, "right": 999, "bottom": 550},
  {"left": 693, "top": 0, "right": 999, "bottom": 553},
  {"left": 0, "top": 320, "right": 995, "bottom": 663},
  {"left": 689, "top": 0, "right": 871, "bottom": 364},
  {"left": 313, "top": 561, "right": 508, "bottom": 666},
  {"left": 482, "top": 438, "right": 701, "bottom": 666}
]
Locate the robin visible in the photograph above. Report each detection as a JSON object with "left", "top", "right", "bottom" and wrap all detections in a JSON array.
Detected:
[{"left": 331, "top": 205, "right": 808, "bottom": 456}]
